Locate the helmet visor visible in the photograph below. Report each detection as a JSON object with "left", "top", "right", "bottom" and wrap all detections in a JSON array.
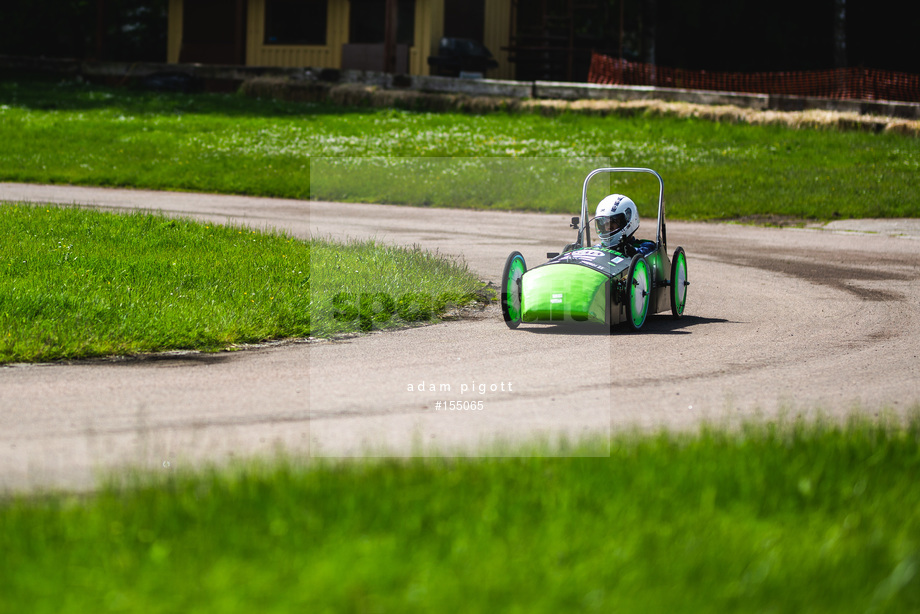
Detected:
[{"left": 595, "top": 213, "right": 627, "bottom": 237}]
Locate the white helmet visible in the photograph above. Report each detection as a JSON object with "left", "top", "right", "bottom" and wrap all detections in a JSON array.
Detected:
[{"left": 594, "top": 194, "right": 639, "bottom": 248}]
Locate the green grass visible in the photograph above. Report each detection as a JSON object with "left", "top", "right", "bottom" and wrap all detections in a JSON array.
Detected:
[
  {"left": 1, "top": 416, "right": 918, "bottom": 613},
  {"left": 1, "top": 78, "right": 918, "bottom": 220},
  {"left": 0, "top": 203, "right": 482, "bottom": 363}
]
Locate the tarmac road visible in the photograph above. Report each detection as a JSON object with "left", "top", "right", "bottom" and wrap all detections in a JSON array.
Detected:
[{"left": 2, "top": 183, "right": 919, "bottom": 492}]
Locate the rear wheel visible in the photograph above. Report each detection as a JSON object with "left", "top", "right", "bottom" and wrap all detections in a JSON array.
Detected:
[
  {"left": 669, "top": 247, "right": 688, "bottom": 318},
  {"left": 626, "top": 255, "right": 651, "bottom": 331},
  {"left": 501, "top": 252, "right": 526, "bottom": 329}
]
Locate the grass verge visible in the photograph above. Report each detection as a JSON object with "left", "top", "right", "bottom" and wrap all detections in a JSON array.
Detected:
[
  {"left": 1, "top": 78, "right": 918, "bottom": 220},
  {"left": 1, "top": 415, "right": 918, "bottom": 613},
  {"left": 0, "top": 203, "right": 482, "bottom": 363}
]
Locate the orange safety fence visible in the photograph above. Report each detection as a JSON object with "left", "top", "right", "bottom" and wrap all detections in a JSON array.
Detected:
[{"left": 588, "top": 52, "right": 920, "bottom": 104}]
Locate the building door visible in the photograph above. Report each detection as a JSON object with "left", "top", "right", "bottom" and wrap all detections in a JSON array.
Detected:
[
  {"left": 343, "top": 0, "right": 415, "bottom": 72},
  {"left": 348, "top": 0, "right": 415, "bottom": 45},
  {"left": 180, "top": 0, "right": 247, "bottom": 64}
]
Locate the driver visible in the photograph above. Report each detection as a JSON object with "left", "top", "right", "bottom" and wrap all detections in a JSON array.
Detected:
[{"left": 593, "top": 194, "right": 644, "bottom": 254}]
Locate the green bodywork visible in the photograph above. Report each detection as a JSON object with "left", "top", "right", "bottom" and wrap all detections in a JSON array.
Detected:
[
  {"left": 521, "top": 264, "right": 609, "bottom": 323},
  {"left": 520, "top": 245, "right": 671, "bottom": 325}
]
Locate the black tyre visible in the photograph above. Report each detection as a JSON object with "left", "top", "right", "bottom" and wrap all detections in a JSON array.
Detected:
[
  {"left": 669, "top": 247, "right": 688, "bottom": 318},
  {"left": 625, "top": 254, "right": 651, "bottom": 331},
  {"left": 501, "top": 251, "right": 526, "bottom": 329}
]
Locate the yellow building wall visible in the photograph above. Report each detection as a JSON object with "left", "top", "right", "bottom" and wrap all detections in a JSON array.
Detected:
[
  {"left": 167, "top": 0, "right": 183, "bottom": 63},
  {"left": 410, "top": 0, "right": 442, "bottom": 76},
  {"left": 167, "top": 0, "right": 509, "bottom": 79},
  {"left": 246, "top": 0, "right": 348, "bottom": 68},
  {"left": 484, "top": 0, "right": 512, "bottom": 79}
]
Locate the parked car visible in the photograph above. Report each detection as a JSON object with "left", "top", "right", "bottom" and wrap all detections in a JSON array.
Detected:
[{"left": 427, "top": 37, "right": 499, "bottom": 77}]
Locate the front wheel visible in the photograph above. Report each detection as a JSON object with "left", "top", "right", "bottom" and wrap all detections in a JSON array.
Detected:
[
  {"left": 626, "top": 254, "right": 651, "bottom": 331},
  {"left": 501, "top": 251, "right": 526, "bottom": 329},
  {"left": 669, "top": 247, "right": 688, "bottom": 318}
]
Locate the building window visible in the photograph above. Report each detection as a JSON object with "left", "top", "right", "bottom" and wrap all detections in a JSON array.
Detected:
[
  {"left": 265, "top": 0, "right": 328, "bottom": 45},
  {"left": 444, "top": 0, "right": 483, "bottom": 41}
]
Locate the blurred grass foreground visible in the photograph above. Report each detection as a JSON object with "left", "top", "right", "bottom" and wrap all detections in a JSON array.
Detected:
[{"left": 1, "top": 416, "right": 918, "bottom": 612}]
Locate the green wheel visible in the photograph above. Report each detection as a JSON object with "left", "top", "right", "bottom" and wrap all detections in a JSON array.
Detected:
[
  {"left": 501, "top": 251, "right": 526, "bottom": 329},
  {"left": 626, "top": 255, "right": 651, "bottom": 331},
  {"left": 670, "top": 247, "right": 688, "bottom": 318}
]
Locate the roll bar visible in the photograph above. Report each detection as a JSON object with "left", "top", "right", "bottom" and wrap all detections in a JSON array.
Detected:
[{"left": 577, "top": 168, "right": 665, "bottom": 249}]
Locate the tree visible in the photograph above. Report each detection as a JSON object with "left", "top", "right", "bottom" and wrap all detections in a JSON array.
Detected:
[
  {"left": 640, "top": 0, "right": 657, "bottom": 66},
  {"left": 833, "top": 0, "right": 847, "bottom": 68}
]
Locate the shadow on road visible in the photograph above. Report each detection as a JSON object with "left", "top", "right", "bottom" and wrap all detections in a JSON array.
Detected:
[
  {"left": 515, "top": 314, "right": 732, "bottom": 336},
  {"left": 87, "top": 351, "right": 236, "bottom": 368}
]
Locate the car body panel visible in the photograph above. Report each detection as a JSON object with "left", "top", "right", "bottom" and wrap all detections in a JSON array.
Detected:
[
  {"left": 521, "top": 262, "right": 609, "bottom": 323},
  {"left": 534, "top": 248, "right": 632, "bottom": 279},
  {"left": 521, "top": 243, "right": 672, "bottom": 325}
]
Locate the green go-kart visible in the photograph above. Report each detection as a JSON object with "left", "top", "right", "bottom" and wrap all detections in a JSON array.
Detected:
[{"left": 501, "top": 167, "right": 688, "bottom": 331}]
